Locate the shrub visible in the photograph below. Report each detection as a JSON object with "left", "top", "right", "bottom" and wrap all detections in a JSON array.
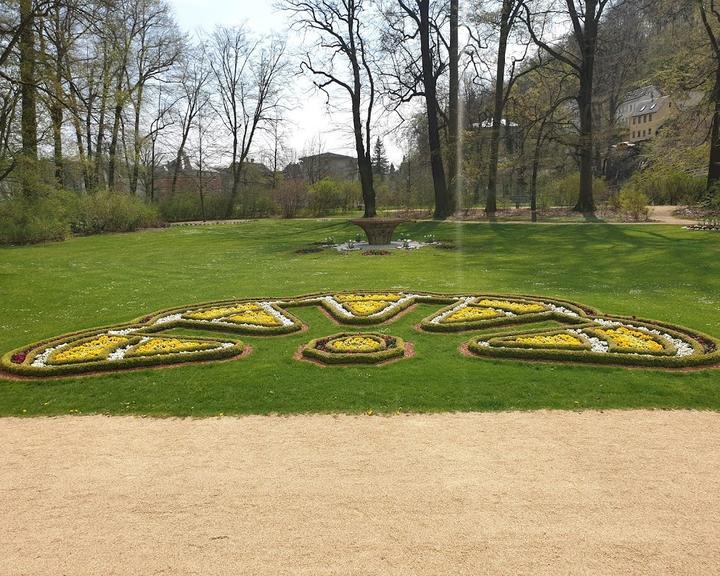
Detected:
[
  {"left": 0, "top": 190, "right": 77, "bottom": 245},
  {"left": 540, "top": 172, "right": 607, "bottom": 207},
  {"left": 235, "top": 194, "right": 277, "bottom": 218},
  {"left": 307, "top": 178, "right": 346, "bottom": 216},
  {"left": 71, "top": 190, "right": 161, "bottom": 235},
  {"left": 272, "top": 178, "right": 307, "bottom": 218},
  {"left": 158, "top": 191, "right": 228, "bottom": 222},
  {"left": 618, "top": 186, "right": 650, "bottom": 221},
  {"left": 623, "top": 167, "right": 705, "bottom": 205}
]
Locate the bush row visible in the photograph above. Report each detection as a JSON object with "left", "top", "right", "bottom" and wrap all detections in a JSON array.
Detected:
[{"left": 0, "top": 189, "right": 162, "bottom": 245}]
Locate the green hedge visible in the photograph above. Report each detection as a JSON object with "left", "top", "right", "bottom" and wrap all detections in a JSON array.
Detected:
[
  {"left": 302, "top": 332, "right": 406, "bottom": 365},
  {"left": 466, "top": 319, "right": 720, "bottom": 369},
  {"left": 2, "top": 332, "right": 244, "bottom": 377}
]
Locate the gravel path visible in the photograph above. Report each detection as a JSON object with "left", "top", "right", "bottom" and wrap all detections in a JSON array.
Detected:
[
  {"left": 650, "top": 205, "right": 698, "bottom": 225},
  {"left": 2, "top": 411, "right": 719, "bottom": 575}
]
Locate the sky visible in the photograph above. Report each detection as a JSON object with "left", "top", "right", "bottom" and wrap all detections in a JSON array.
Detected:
[{"left": 167, "top": 0, "right": 406, "bottom": 166}]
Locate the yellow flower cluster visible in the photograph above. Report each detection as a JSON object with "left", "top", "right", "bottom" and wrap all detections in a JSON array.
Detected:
[
  {"left": 225, "top": 310, "right": 281, "bottom": 326},
  {"left": 476, "top": 299, "right": 546, "bottom": 314},
  {"left": 335, "top": 293, "right": 401, "bottom": 302},
  {"left": 445, "top": 306, "right": 503, "bottom": 323},
  {"left": 326, "top": 336, "right": 384, "bottom": 353},
  {"left": 596, "top": 326, "right": 664, "bottom": 352},
  {"left": 185, "top": 303, "right": 261, "bottom": 320},
  {"left": 129, "top": 338, "right": 215, "bottom": 357},
  {"left": 52, "top": 335, "right": 129, "bottom": 364},
  {"left": 342, "top": 300, "right": 392, "bottom": 316},
  {"left": 515, "top": 333, "right": 584, "bottom": 347}
]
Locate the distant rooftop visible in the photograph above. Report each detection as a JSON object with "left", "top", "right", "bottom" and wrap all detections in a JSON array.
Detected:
[{"left": 299, "top": 152, "right": 356, "bottom": 162}]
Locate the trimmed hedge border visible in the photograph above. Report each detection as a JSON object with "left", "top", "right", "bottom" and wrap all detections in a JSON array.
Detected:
[
  {"left": 318, "top": 294, "right": 417, "bottom": 325},
  {"left": 2, "top": 333, "right": 244, "bottom": 377},
  {"left": 490, "top": 328, "right": 592, "bottom": 351},
  {"left": 466, "top": 319, "right": 720, "bottom": 369},
  {"left": 3, "top": 290, "right": 719, "bottom": 376},
  {"left": 301, "top": 332, "right": 407, "bottom": 365}
]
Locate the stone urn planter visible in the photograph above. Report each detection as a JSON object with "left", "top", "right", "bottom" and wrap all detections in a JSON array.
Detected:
[{"left": 350, "top": 218, "right": 408, "bottom": 246}]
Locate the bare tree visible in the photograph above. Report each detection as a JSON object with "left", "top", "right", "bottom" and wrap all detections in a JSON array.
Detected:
[
  {"left": 126, "top": 0, "right": 182, "bottom": 194},
  {"left": 18, "top": 0, "right": 38, "bottom": 198},
  {"left": 170, "top": 41, "right": 210, "bottom": 197},
  {"left": 210, "top": 26, "right": 286, "bottom": 218},
  {"left": 523, "top": 0, "right": 618, "bottom": 212},
  {"left": 699, "top": 0, "right": 720, "bottom": 196},
  {"left": 469, "top": 0, "right": 528, "bottom": 215},
  {"left": 448, "top": 0, "right": 459, "bottom": 204},
  {"left": 284, "top": 0, "right": 378, "bottom": 218},
  {"left": 383, "top": 0, "right": 452, "bottom": 218}
]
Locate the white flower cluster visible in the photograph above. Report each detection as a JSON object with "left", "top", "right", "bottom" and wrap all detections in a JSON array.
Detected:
[
  {"left": 567, "top": 329, "right": 609, "bottom": 353},
  {"left": 546, "top": 304, "right": 580, "bottom": 318},
  {"left": 260, "top": 302, "right": 295, "bottom": 326},
  {"left": 429, "top": 297, "right": 475, "bottom": 324},
  {"left": 593, "top": 319, "right": 696, "bottom": 357},
  {"left": 593, "top": 318, "right": 620, "bottom": 327},
  {"left": 107, "top": 336, "right": 149, "bottom": 361},
  {"left": 662, "top": 334, "right": 694, "bottom": 357},
  {"left": 323, "top": 294, "right": 419, "bottom": 320},
  {"left": 153, "top": 313, "right": 183, "bottom": 326},
  {"left": 31, "top": 342, "right": 68, "bottom": 368},
  {"left": 108, "top": 327, "right": 141, "bottom": 336}
]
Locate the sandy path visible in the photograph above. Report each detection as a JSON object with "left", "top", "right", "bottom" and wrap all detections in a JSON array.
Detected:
[
  {"left": 650, "top": 205, "right": 698, "bottom": 225},
  {"left": 2, "top": 411, "right": 719, "bottom": 575}
]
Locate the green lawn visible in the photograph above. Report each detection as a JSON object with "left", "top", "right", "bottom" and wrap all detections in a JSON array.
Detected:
[{"left": 0, "top": 219, "right": 718, "bottom": 416}]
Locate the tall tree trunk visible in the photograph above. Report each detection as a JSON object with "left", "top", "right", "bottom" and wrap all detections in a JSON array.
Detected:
[
  {"left": 447, "top": 0, "right": 459, "bottom": 209},
  {"left": 66, "top": 86, "right": 90, "bottom": 191},
  {"left": 487, "top": 1, "right": 512, "bottom": 215},
  {"left": 19, "top": 0, "right": 37, "bottom": 200},
  {"left": 107, "top": 98, "right": 123, "bottom": 189},
  {"left": 129, "top": 84, "right": 144, "bottom": 194},
  {"left": 419, "top": 0, "right": 450, "bottom": 219},
  {"left": 49, "top": 5, "right": 64, "bottom": 188},
  {"left": 530, "top": 125, "right": 545, "bottom": 223},
  {"left": 93, "top": 46, "right": 112, "bottom": 189},
  {"left": 707, "top": 66, "right": 720, "bottom": 192},
  {"left": 573, "top": 2, "right": 597, "bottom": 213},
  {"left": 225, "top": 132, "right": 241, "bottom": 218},
  {"left": 198, "top": 119, "right": 206, "bottom": 220},
  {"left": 170, "top": 131, "right": 191, "bottom": 197},
  {"left": 352, "top": 92, "right": 376, "bottom": 217},
  {"left": 574, "top": 69, "right": 595, "bottom": 212}
]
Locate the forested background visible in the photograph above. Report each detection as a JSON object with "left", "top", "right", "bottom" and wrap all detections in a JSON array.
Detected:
[{"left": 1, "top": 0, "right": 719, "bottom": 242}]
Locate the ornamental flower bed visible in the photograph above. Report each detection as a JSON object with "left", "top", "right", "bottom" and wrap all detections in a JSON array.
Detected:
[
  {"left": 301, "top": 332, "right": 407, "bottom": 365},
  {"left": 1, "top": 291, "right": 718, "bottom": 377},
  {"left": 3, "top": 330, "right": 243, "bottom": 377},
  {"left": 467, "top": 317, "right": 711, "bottom": 368},
  {"left": 153, "top": 301, "right": 303, "bottom": 335},
  {"left": 421, "top": 296, "right": 582, "bottom": 332},
  {"left": 320, "top": 292, "right": 418, "bottom": 324},
  {"left": 49, "top": 334, "right": 131, "bottom": 365}
]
